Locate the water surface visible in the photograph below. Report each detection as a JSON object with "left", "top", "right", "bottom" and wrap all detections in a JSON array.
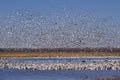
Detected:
[{"left": 0, "top": 69, "right": 120, "bottom": 80}]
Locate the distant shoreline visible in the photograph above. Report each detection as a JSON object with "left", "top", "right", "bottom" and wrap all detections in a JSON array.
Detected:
[
  {"left": 0, "top": 47, "right": 120, "bottom": 52},
  {"left": 0, "top": 48, "right": 120, "bottom": 58}
]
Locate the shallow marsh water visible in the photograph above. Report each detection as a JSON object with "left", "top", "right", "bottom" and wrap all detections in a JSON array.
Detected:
[
  {"left": 2, "top": 57, "right": 120, "bottom": 64},
  {"left": 0, "top": 69, "right": 120, "bottom": 80}
]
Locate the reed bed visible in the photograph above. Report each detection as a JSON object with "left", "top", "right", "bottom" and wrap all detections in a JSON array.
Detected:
[{"left": 0, "top": 52, "right": 120, "bottom": 58}]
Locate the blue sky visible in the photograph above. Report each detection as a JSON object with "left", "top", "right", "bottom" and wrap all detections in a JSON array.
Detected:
[{"left": 0, "top": 0, "right": 120, "bottom": 16}]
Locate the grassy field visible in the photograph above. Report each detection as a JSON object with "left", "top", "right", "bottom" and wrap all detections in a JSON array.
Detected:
[{"left": 0, "top": 52, "right": 120, "bottom": 58}]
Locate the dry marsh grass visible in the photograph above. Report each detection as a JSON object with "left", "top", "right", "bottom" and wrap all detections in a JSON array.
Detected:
[
  {"left": 95, "top": 77, "right": 120, "bottom": 80},
  {"left": 0, "top": 52, "right": 120, "bottom": 58}
]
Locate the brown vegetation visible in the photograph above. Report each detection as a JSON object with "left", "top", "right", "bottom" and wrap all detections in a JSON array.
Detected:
[
  {"left": 0, "top": 48, "right": 120, "bottom": 58},
  {"left": 0, "top": 52, "right": 120, "bottom": 58},
  {"left": 95, "top": 77, "right": 120, "bottom": 80}
]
